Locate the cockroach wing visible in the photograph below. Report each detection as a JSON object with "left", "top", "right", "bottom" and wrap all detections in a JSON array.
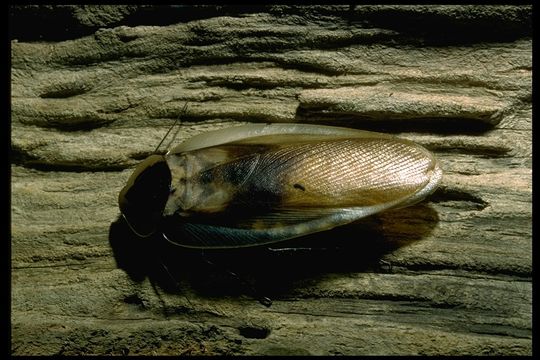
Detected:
[{"left": 162, "top": 124, "right": 442, "bottom": 249}]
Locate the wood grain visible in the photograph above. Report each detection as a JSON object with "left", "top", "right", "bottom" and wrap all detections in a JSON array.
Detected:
[{"left": 11, "top": 5, "right": 531, "bottom": 355}]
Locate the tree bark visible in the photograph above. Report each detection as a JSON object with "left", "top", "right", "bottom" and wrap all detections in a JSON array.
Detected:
[{"left": 11, "top": 5, "right": 531, "bottom": 355}]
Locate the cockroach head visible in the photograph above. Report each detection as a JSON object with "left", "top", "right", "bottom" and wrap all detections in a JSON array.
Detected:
[{"left": 119, "top": 155, "right": 172, "bottom": 237}]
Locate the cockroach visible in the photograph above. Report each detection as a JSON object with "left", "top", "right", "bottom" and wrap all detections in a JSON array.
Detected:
[{"left": 118, "top": 123, "right": 442, "bottom": 249}]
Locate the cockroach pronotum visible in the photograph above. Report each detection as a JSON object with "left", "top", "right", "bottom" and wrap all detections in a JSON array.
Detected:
[{"left": 118, "top": 123, "right": 442, "bottom": 249}]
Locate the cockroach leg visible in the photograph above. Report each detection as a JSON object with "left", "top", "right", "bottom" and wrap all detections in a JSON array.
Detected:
[
  {"left": 378, "top": 259, "right": 393, "bottom": 272},
  {"left": 149, "top": 277, "right": 171, "bottom": 318},
  {"left": 200, "top": 250, "right": 273, "bottom": 308},
  {"left": 151, "top": 248, "right": 197, "bottom": 314}
]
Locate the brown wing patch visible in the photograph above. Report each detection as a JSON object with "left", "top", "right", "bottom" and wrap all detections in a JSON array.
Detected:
[{"left": 244, "top": 138, "right": 435, "bottom": 209}]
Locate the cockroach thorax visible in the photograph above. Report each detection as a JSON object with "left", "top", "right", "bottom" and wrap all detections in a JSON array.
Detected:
[{"left": 119, "top": 155, "right": 172, "bottom": 237}]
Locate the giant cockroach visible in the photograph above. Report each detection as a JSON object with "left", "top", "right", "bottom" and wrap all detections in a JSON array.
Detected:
[{"left": 119, "top": 123, "right": 442, "bottom": 249}]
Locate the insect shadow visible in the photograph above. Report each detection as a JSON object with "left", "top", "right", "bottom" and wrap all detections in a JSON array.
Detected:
[{"left": 109, "top": 203, "right": 439, "bottom": 303}]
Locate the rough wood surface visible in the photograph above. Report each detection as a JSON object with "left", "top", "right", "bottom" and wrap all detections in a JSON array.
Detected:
[{"left": 11, "top": 5, "right": 532, "bottom": 355}]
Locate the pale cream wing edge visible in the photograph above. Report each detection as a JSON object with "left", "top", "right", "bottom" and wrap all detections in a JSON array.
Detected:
[{"left": 168, "top": 123, "right": 396, "bottom": 154}]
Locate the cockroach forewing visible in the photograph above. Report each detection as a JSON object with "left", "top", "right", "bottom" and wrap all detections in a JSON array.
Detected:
[
  {"left": 168, "top": 123, "right": 394, "bottom": 154},
  {"left": 161, "top": 124, "right": 442, "bottom": 249}
]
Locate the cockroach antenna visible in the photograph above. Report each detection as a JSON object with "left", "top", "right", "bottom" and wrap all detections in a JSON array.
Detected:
[{"left": 154, "top": 102, "right": 189, "bottom": 154}]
